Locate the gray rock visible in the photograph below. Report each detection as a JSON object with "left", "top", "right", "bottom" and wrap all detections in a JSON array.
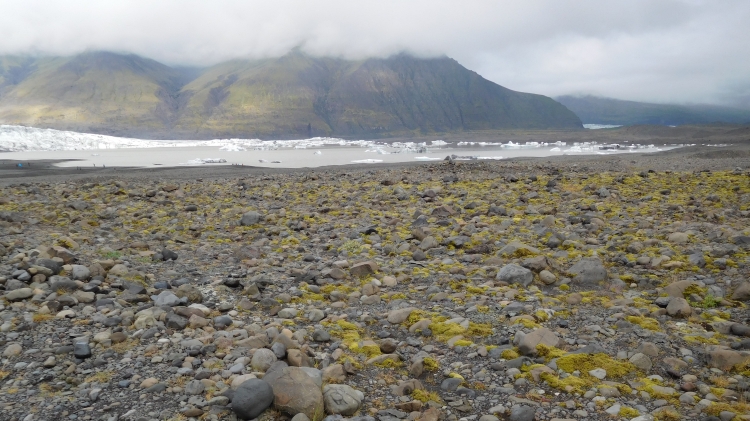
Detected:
[
  {"left": 323, "top": 384, "right": 364, "bottom": 416},
  {"left": 387, "top": 307, "right": 415, "bottom": 324},
  {"left": 73, "top": 342, "right": 91, "bottom": 359},
  {"left": 629, "top": 353, "right": 653, "bottom": 371},
  {"left": 36, "top": 258, "right": 62, "bottom": 275},
  {"left": 518, "top": 328, "right": 560, "bottom": 356},
  {"left": 5, "top": 288, "right": 33, "bottom": 301},
  {"left": 666, "top": 297, "right": 691, "bottom": 318},
  {"left": 231, "top": 378, "right": 274, "bottom": 420},
  {"left": 185, "top": 380, "right": 206, "bottom": 395},
  {"left": 49, "top": 277, "right": 79, "bottom": 292},
  {"left": 3, "top": 343, "right": 22, "bottom": 357},
  {"left": 539, "top": 270, "right": 556, "bottom": 285},
  {"left": 688, "top": 253, "right": 706, "bottom": 267},
  {"left": 313, "top": 329, "right": 331, "bottom": 342},
  {"left": 567, "top": 258, "right": 607, "bottom": 285},
  {"left": 731, "top": 282, "right": 750, "bottom": 301},
  {"left": 165, "top": 313, "right": 188, "bottom": 330},
  {"left": 251, "top": 348, "right": 277, "bottom": 372},
  {"left": 730, "top": 324, "right": 750, "bottom": 337},
  {"left": 509, "top": 404, "right": 535, "bottom": 421},
  {"left": 441, "top": 378, "right": 462, "bottom": 392},
  {"left": 70, "top": 265, "right": 91, "bottom": 281},
  {"left": 153, "top": 290, "right": 181, "bottom": 307},
  {"left": 4, "top": 279, "right": 28, "bottom": 290},
  {"left": 419, "top": 236, "right": 439, "bottom": 250},
  {"left": 496, "top": 264, "right": 533, "bottom": 287},
  {"left": 263, "top": 366, "right": 324, "bottom": 419},
  {"left": 278, "top": 308, "right": 298, "bottom": 318},
  {"left": 240, "top": 211, "right": 262, "bottom": 226}
]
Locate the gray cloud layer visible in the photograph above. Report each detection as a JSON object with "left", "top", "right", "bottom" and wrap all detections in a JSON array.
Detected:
[{"left": 2, "top": 0, "right": 749, "bottom": 107}]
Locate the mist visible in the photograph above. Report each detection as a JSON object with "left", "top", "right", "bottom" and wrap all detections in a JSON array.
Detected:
[{"left": 2, "top": 0, "right": 749, "bottom": 108}]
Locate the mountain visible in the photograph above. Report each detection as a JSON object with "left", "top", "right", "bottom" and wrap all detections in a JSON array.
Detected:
[
  {"left": 0, "top": 51, "right": 581, "bottom": 139},
  {"left": 556, "top": 95, "right": 750, "bottom": 126}
]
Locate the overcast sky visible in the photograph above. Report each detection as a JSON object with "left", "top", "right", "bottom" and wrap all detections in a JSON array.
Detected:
[{"left": 2, "top": 0, "right": 749, "bottom": 108}]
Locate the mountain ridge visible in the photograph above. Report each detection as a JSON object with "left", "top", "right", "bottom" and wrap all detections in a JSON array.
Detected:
[
  {"left": 557, "top": 95, "right": 750, "bottom": 126},
  {"left": 0, "top": 51, "right": 581, "bottom": 139}
]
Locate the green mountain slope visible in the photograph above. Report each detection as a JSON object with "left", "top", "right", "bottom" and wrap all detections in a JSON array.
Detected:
[
  {"left": 556, "top": 95, "right": 750, "bottom": 126},
  {"left": 0, "top": 52, "right": 197, "bottom": 137},
  {"left": 0, "top": 51, "right": 582, "bottom": 138}
]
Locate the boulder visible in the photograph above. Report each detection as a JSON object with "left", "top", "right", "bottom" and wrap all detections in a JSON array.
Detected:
[
  {"left": 567, "top": 258, "right": 607, "bottom": 285},
  {"left": 387, "top": 307, "right": 415, "bottom": 324},
  {"left": 323, "top": 384, "right": 364, "bottom": 416},
  {"left": 231, "top": 378, "right": 274, "bottom": 420},
  {"left": 496, "top": 264, "right": 533, "bottom": 287},
  {"left": 5, "top": 288, "right": 33, "bottom": 301},
  {"left": 251, "top": 348, "right": 277, "bottom": 372},
  {"left": 708, "top": 349, "right": 748, "bottom": 370},
  {"left": 518, "top": 328, "right": 560, "bottom": 356},
  {"left": 350, "top": 261, "right": 379, "bottom": 277},
  {"left": 731, "top": 282, "right": 750, "bottom": 301},
  {"left": 240, "top": 211, "right": 262, "bottom": 226},
  {"left": 263, "top": 367, "right": 324, "bottom": 419},
  {"left": 666, "top": 297, "right": 692, "bottom": 318}
]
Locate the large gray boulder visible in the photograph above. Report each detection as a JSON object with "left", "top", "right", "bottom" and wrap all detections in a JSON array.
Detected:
[
  {"left": 231, "top": 378, "right": 274, "bottom": 420},
  {"left": 496, "top": 264, "right": 534, "bottom": 287},
  {"left": 263, "top": 367, "right": 324, "bottom": 419},
  {"left": 567, "top": 258, "right": 607, "bottom": 285},
  {"left": 153, "top": 290, "right": 181, "bottom": 307},
  {"left": 70, "top": 265, "right": 91, "bottom": 281},
  {"left": 323, "top": 384, "right": 364, "bottom": 415},
  {"left": 240, "top": 211, "right": 262, "bottom": 226},
  {"left": 518, "top": 327, "right": 560, "bottom": 356}
]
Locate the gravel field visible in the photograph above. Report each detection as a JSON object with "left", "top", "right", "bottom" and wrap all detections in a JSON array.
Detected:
[{"left": 1, "top": 133, "right": 750, "bottom": 421}]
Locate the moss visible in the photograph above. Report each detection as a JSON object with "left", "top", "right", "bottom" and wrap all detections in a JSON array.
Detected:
[
  {"left": 448, "top": 372, "right": 465, "bottom": 381},
  {"left": 653, "top": 409, "right": 682, "bottom": 421},
  {"left": 501, "top": 348, "right": 520, "bottom": 360},
  {"left": 683, "top": 284, "right": 708, "bottom": 298},
  {"left": 684, "top": 335, "right": 719, "bottom": 345},
  {"left": 704, "top": 401, "right": 750, "bottom": 417},
  {"left": 373, "top": 359, "right": 403, "bottom": 368},
  {"left": 534, "top": 310, "right": 550, "bottom": 322},
  {"left": 335, "top": 320, "right": 358, "bottom": 330},
  {"left": 32, "top": 313, "right": 54, "bottom": 323},
  {"left": 355, "top": 345, "right": 382, "bottom": 358},
  {"left": 536, "top": 344, "right": 567, "bottom": 360},
  {"left": 453, "top": 340, "right": 473, "bottom": 347},
  {"left": 626, "top": 315, "right": 661, "bottom": 331},
  {"left": 556, "top": 353, "right": 636, "bottom": 378},
  {"left": 513, "top": 318, "right": 541, "bottom": 329},
  {"left": 466, "top": 285, "right": 486, "bottom": 295},
  {"left": 539, "top": 372, "right": 589, "bottom": 394},
  {"left": 429, "top": 321, "right": 466, "bottom": 341},
  {"left": 618, "top": 406, "right": 640, "bottom": 418},
  {"left": 423, "top": 357, "right": 439, "bottom": 371},
  {"left": 559, "top": 284, "right": 570, "bottom": 291},
  {"left": 467, "top": 322, "right": 492, "bottom": 337},
  {"left": 636, "top": 377, "right": 676, "bottom": 399},
  {"left": 411, "top": 389, "right": 443, "bottom": 404}
]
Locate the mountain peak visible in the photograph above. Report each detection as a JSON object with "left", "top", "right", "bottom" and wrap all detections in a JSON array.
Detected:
[{"left": 0, "top": 51, "right": 581, "bottom": 139}]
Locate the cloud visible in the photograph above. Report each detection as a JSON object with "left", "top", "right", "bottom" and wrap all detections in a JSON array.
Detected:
[{"left": 1, "top": 0, "right": 749, "bottom": 107}]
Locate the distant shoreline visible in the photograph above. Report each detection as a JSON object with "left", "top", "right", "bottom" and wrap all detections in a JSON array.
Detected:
[{"left": 1, "top": 142, "right": 748, "bottom": 187}]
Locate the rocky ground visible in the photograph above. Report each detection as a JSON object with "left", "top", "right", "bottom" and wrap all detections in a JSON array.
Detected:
[{"left": 1, "top": 145, "right": 750, "bottom": 421}]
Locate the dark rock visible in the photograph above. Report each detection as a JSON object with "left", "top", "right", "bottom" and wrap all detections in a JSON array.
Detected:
[
  {"left": 166, "top": 314, "right": 188, "bottom": 330},
  {"left": 161, "top": 248, "right": 178, "bottom": 261},
  {"left": 73, "top": 342, "right": 92, "bottom": 359},
  {"left": 231, "top": 379, "right": 275, "bottom": 420},
  {"left": 510, "top": 404, "right": 536, "bottom": 421}
]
